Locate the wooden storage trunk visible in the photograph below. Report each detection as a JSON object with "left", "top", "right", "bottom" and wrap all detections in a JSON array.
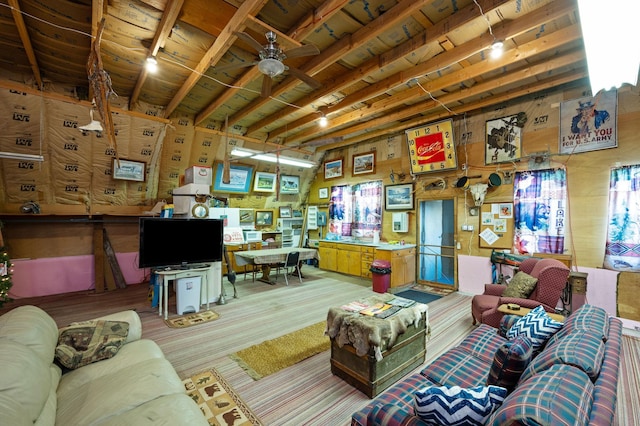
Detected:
[{"left": 330, "top": 314, "right": 426, "bottom": 398}]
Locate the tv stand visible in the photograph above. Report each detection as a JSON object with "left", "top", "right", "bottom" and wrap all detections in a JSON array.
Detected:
[{"left": 154, "top": 263, "right": 220, "bottom": 320}]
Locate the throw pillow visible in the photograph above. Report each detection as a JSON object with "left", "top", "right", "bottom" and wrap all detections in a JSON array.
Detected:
[
  {"left": 506, "top": 305, "right": 563, "bottom": 352},
  {"left": 414, "top": 385, "right": 507, "bottom": 426},
  {"left": 487, "top": 335, "right": 533, "bottom": 393},
  {"left": 501, "top": 271, "right": 538, "bottom": 298},
  {"left": 55, "top": 320, "right": 129, "bottom": 370}
]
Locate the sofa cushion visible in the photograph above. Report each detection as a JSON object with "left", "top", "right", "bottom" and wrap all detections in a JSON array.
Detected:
[
  {"left": 506, "top": 305, "right": 563, "bottom": 352},
  {"left": 487, "top": 335, "right": 533, "bottom": 393},
  {"left": 456, "top": 324, "right": 506, "bottom": 364},
  {"left": 549, "top": 304, "right": 609, "bottom": 344},
  {"left": 502, "top": 271, "right": 538, "bottom": 298},
  {"left": 414, "top": 385, "right": 507, "bottom": 426},
  {"left": 0, "top": 305, "right": 58, "bottom": 363},
  {"left": 488, "top": 364, "right": 593, "bottom": 426},
  {"left": 520, "top": 328, "right": 605, "bottom": 383},
  {"left": 498, "top": 314, "right": 521, "bottom": 338},
  {"left": 421, "top": 347, "right": 492, "bottom": 388},
  {"left": 55, "top": 320, "right": 129, "bottom": 369}
]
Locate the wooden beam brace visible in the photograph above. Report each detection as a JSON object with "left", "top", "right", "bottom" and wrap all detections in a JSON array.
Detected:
[{"left": 8, "top": 0, "right": 43, "bottom": 90}]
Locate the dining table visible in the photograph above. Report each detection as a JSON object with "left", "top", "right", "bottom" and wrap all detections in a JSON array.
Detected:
[{"left": 233, "top": 247, "right": 319, "bottom": 284}]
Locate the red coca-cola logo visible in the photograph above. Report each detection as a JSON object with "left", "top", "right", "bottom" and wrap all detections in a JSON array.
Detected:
[{"left": 417, "top": 141, "right": 443, "bottom": 156}]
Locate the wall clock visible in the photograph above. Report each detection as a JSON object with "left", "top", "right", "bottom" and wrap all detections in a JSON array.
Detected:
[{"left": 405, "top": 119, "right": 457, "bottom": 175}]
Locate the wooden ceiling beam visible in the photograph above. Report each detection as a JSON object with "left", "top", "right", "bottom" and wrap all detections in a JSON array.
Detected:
[
  {"left": 193, "top": 0, "right": 348, "bottom": 126},
  {"left": 129, "top": 0, "right": 185, "bottom": 108},
  {"left": 8, "top": 0, "right": 43, "bottom": 90},
  {"left": 250, "top": 0, "right": 512, "bottom": 136},
  {"left": 287, "top": 25, "right": 582, "bottom": 145},
  {"left": 273, "top": 0, "right": 576, "bottom": 141},
  {"left": 231, "top": 0, "right": 433, "bottom": 126},
  {"left": 164, "top": 0, "right": 269, "bottom": 117}
]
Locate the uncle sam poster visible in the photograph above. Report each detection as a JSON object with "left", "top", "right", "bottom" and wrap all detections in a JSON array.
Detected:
[{"left": 559, "top": 90, "right": 617, "bottom": 154}]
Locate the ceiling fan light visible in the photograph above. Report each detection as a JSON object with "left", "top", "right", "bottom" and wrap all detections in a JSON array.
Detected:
[{"left": 258, "top": 58, "right": 285, "bottom": 77}]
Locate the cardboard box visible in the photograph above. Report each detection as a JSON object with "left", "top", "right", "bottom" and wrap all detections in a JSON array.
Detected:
[{"left": 184, "top": 165, "right": 212, "bottom": 185}]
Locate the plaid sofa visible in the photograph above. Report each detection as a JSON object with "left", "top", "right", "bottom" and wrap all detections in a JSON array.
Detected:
[{"left": 351, "top": 304, "right": 623, "bottom": 426}]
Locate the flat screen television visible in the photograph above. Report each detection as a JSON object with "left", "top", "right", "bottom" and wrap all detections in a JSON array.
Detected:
[{"left": 138, "top": 217, "right": 224, "bottom": 269}]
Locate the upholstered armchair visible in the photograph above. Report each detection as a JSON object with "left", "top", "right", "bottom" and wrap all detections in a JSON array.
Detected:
[{"left": 471, "top": 258, "right": 570, "bottom": 328}]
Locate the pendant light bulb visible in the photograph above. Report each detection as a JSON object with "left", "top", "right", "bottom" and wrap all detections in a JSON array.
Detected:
[{"left": 319, "top": 115, "right": 328, "bottom": 127}]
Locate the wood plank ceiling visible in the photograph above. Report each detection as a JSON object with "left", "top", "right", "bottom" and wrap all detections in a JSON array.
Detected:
[{"left": 0, "top": 0, "right": 586, "bottom": 153}]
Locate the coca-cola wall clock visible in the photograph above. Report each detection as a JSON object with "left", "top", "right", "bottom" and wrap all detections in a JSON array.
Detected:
[{"left": 405, "top": 118, "right": 457, "bottom": 175}]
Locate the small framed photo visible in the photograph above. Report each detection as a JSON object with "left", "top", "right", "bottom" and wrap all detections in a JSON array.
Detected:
[
  {"left": 280, "top": 175, "right": 300, "bottom": 194},
  {"left": 385, "top": 183, "right": 414, "bottom": 210},
  {"left": 253, "top": 172, "right": 277, "bottom": 192},
  {"left": 293, "top": 209, "right": 303, "bottom": 218},
  {"left": 112, "top": 158, "right": 146, "bottom": 182},
  {"left": 352, "top": 151, "right": 376, "bottom": 176},
  {"left": 324, "top": 158, "right": 343, "bottom": 180},
  {"left": 255, "top": 210, "right": 273, "bottom": 226},
  {"left": 319, "top": 187, "right": 328, "bottom": 199},
  {"left": 279, "top": 206, "right": 292, "bottom": 218}
]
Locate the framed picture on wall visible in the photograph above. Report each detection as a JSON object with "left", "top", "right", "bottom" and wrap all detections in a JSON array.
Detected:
[
  {"left": 112, "top": 158, "right": 146, "bottom": 182},
  {"left": 319, "top": 187, "right": 328, "bottom": 198},
  {"left": 485, "top": 113, "right": 526, "bottom": 165},
  {"left": 352, "top": 151, "right": 375, "bottom": 176},
  {"left": 324, "top": 158, "right": 343, "bottom": 179},
  {"left": 385, "top": 183, "right": 414, "bottom": 210},
  {"left": 213, "top": 162, "right": 253, "bottom": 194},
  {"left": 279, "top": 206, "right": 292, "bottom": 218},
  {"left": 255, "top": 210, "right": 273, "bottom": 226},
  {"left": 253, "top": 172, "right": 277, "bottom": 192},
  {"left": 280, "top": 175, "right": 300, "bottom": 194}
]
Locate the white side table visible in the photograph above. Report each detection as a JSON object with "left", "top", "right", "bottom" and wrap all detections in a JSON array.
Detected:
[{"left": 154, "top": 265, "right": 211, "bottom": 320}]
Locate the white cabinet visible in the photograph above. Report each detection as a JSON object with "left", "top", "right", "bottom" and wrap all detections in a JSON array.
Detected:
[{"left": 277, "top": 218, "right": 304, "bottom": 247}]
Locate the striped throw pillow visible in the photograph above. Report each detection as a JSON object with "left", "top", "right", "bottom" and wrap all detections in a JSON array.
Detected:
[
  {"left": 414, "top": 385, "right": 507, "bottom": 426},
  {"left": 506, "top": 305, "right": 563, "bottom": 352}
]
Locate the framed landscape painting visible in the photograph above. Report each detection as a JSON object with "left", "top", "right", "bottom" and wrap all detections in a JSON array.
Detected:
[
  {"left": 324, "top": 158, "right": 343, "bottom": 179},
  {"left": 213, "top": 162, "right": 253, "bottom": 194},
  {"left": 385, "top": 183, "right": 414, "bottom": 210},
  {"left": 352, "top": 151, "right": 375, "bottom": 176},
  {"left": 280, "top": 175, "right": 300, "bottom": 194},
  {"left": 253, "top": 172, "right": 277, "bottom": 192}
]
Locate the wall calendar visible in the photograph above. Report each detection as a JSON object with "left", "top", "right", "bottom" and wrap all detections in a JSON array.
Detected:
[{"left": 405, "top": 119, "right": 457, "bottom": 175}]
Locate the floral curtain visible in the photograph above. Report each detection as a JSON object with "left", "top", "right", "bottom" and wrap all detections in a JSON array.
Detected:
[
  {"left": 513, "top": 169, "right": 567, "bottom": 254},
  {"left": 603, "top": 165, "right": 640, "bottom": 271},
  {"left": 328, "top": 181, "right": 382, "bottom": 238}
]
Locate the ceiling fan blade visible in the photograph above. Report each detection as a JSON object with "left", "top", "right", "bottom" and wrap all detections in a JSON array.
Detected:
[
  {"left": 284, "top": 44, "right": 320, "bottom": 59},
  {"left": 287, "top": 67, "right": 322, "bottom": 90},
  {"left": 261, "top": 75, "right": 272, "bottom": 98},
  {"left": 213, "top": 61, "right": 258, "bottom": 73},
  {"left": 234, "top": 31, "right": 265, "bottom": 53}
]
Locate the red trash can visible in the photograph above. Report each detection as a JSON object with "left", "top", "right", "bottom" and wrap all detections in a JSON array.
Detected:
[{"left": 370, "top": 259, "right": 391, "bottom": 293}]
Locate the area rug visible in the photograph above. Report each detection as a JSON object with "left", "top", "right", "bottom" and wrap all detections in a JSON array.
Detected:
[
  {"left": 165, "top": 310, "right": 220, "bottom": 328},
  {"left": 230, "top": 321, "right": 329, "bottom": 380},
  {"left": 183, "top": 368, "right": 262, "bottom": 426},
  {"left": 394, "top": 289, "right": 442, "bottom": 305},
  {"left": 617, "top": 272, "right": 640, "bottom": 321}
]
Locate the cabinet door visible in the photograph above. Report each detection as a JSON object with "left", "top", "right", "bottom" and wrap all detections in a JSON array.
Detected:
[{"left": 319, "top": 247, "right": 337, "bottom": 271}]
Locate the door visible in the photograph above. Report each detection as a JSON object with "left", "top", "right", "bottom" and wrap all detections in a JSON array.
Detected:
[{"left": 417, "top": 198, "right": 456, "bottom": 289}]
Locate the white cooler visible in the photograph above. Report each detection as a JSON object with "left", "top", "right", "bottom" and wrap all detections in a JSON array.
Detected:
[{"left": 175, "top": 276, "right": 202, "bottom": 315}]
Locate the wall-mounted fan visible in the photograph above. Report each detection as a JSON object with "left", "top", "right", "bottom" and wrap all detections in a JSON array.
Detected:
[{"left": 217, "top": 31, "right": 321, "bottom": 97}]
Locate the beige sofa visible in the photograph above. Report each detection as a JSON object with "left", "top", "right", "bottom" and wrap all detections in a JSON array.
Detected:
[{"left": 0, "top": 305, "right": 207, "bottom": 425}]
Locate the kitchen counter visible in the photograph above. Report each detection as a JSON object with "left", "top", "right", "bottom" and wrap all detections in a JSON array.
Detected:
[{"left": 321, "top": 240, "right": 416, "bottom": 250}]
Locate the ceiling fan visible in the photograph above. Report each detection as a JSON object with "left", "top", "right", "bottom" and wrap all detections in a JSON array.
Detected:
[{"left": 218, "top": 31, "right": 321, "bottom": 97}]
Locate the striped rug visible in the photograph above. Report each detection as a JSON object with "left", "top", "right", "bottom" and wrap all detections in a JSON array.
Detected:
[{"left": 616, "top": 334, "right": 640, "bottom": 425}]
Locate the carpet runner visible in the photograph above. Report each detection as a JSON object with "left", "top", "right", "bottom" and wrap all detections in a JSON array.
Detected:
[{"left": 183, "top": 368, "right": 262, "bottom": 426}]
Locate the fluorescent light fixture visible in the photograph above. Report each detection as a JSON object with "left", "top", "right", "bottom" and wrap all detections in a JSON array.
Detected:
[
  {"left": 146, "top": 56, "right": 158, "bottom": 73},
  {"left": 0, "top": 151, "right": 44, "bottom": 162},
  {"left": 577, "top": 0, "right": 640, "bottom": 94},
  {"left": 231, "top": 148, "right": 315, "bottom": 168}
]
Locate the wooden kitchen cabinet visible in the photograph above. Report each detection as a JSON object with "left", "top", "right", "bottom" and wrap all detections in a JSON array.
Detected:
[
  {"left": 336, "top": 244, "right": 362, "bottom": 276},
  {"left": 375, "top": 246, "right": 416, "bottom": 288},
  {"left": 319, "top": 242, "right": 337, "bottom": 271},
  {"left": 361, "top": 246, "right": 375, "bottom": 279}
]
